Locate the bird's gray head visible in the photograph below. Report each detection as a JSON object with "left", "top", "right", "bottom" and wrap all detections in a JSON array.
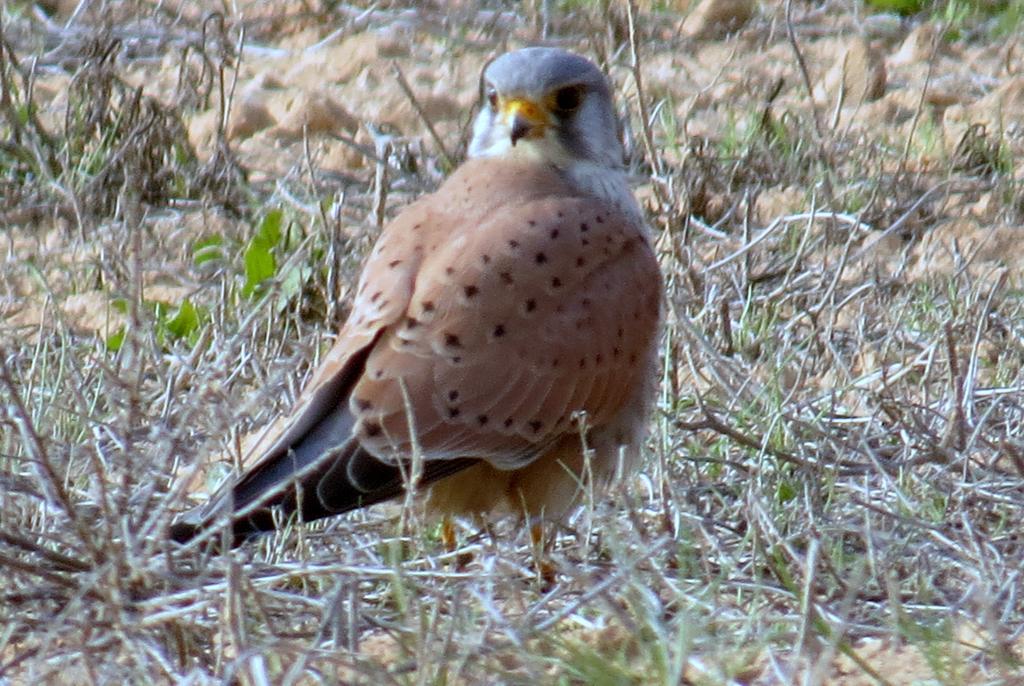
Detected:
[{"left": 467, "top": 48, "right": 623, "bottom": 170}]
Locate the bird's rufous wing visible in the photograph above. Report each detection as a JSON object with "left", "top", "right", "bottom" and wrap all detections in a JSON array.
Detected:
[
  {"left": 342, "top": 161, "right": 662, "bottom": 470},
  {"left": 241, "top": 158, "right": 660, "bottom": 477}
]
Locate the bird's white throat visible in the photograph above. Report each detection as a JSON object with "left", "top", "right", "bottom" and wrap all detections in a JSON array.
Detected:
[{"left": 470, "top": 135, "right": 644, "bottom": 228}]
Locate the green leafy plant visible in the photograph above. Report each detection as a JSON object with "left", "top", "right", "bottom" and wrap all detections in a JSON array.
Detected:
[
  {"left": 865, "top": 0, "right": 926, "bottom": 13},
  {"left": 192, "top": 235, "right": 225, "bottom": 266},
  {"left": 243, "top": 208, "right": 284, "bottom": 297},
  {"left": 105, "top": 297, "right": 208, "bottom": 352}
]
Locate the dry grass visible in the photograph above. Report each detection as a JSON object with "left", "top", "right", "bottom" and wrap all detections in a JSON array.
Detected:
[{"left": 2, "top": 1, "right": 1023, "bottom": 684}]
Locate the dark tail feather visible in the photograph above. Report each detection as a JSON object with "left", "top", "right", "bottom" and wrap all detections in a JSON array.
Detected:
[
  {"left": 170, "top": 406, "right": 478, "bottom": 547},
  {"left": 170, "top": 342, "right": 478, "bottom": 548},
  {"left": 170, "top": 450, "right": 477, "bottom": 547}
]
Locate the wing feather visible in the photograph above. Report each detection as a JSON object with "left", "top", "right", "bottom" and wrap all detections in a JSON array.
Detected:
[{"left": 351, "top": 178, "right": 661, "bottom": 470}]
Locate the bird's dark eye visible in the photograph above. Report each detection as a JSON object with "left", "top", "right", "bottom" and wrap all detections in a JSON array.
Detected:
[
  {"left": 553, "top": 85, "right": 583, "bottom": 112},
  {"left": 486, "top": 88, "right": 499, "bottom": 109}
]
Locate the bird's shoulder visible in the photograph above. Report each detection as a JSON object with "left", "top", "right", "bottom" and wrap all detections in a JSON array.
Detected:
[{"left": 421, "top": 167, "right": 654, "bottom": 304}]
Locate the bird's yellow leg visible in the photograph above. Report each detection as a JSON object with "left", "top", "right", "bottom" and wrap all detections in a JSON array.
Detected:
[
  {"left": 530, "top": 522, "right": 544, "bottom": 550},
  {"left": 442, "top": 514, "right": 457, "bottom": 553},
  {"left": 441, "top": 515, "right": 474, "bottom": 569},
  {"left": 530, "top": 521, "right": 557, "bottom": 589}
]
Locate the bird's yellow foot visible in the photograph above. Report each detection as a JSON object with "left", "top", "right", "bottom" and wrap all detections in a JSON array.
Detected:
[
  {"left": 530, "top": 522, "right": 557, "bottom": 590},
  {"left": 442, "top": 516, "right": 473, "bottom": 569}
]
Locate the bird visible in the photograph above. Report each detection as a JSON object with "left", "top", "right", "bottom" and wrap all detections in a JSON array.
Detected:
[{"left": 170, "top": 47, "right": 663, "bottom": 548}]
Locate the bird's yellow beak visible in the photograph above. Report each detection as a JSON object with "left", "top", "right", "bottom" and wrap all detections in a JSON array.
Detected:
[{"left": 502, "top": 98, "right": 550, "bottom": 146}]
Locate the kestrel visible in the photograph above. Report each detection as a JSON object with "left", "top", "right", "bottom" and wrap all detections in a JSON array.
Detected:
[{"left": 171, "top": 47, "right": 662, "bottom": 546}]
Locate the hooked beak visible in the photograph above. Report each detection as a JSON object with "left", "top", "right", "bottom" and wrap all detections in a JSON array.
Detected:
[{"left": 502, "top": 98, "right": 549, "bottom": 146}]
